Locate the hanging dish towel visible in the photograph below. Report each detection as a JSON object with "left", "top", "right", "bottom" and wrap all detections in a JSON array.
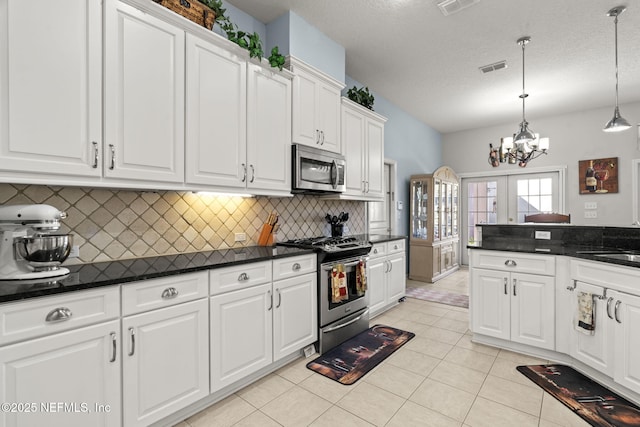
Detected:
[
  {"left": 576, "top": 291, "right": 596, "bottom": 335},
  {"left": 331, "top": 267, "right": 341, "bottom": 303},
  {"left": 356, "top": 260, "right": 367, "bottom": 296},
  {"left": 337, "top": 264, "right": 349, "bottom": 301}
]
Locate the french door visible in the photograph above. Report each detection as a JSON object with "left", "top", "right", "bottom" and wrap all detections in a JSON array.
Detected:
[{"left": 461, "top": 170, "right": 562, "bottom": 265}]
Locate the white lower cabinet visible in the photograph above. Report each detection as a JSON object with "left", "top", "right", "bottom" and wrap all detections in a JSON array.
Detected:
[
  {"left": 210, "top": 255, "right": 317, "bottom": 393},
  {"left": 0, "top": 321, "right": 121, "bottom": 427},
  {"left": 368, "top": 239, "right": 406, "bottom": 318},
  {"left": 609, "top": 290, "right": 640, "bottom": 394},
  {"left": 470, "top": 250, "right": 555, "bottom": 350},
  {"left": 122, "top": 299, "right": 209, "bottom": 427}
]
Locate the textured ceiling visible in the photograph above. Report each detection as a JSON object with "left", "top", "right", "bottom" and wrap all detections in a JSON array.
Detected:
[{"left": 226, "top": 0, "right": 640, "bottom": 134}]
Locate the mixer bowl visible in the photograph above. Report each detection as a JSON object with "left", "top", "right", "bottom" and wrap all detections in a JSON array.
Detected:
[{"left": 14, "top": 234, "right": 73, "bottom": 271}]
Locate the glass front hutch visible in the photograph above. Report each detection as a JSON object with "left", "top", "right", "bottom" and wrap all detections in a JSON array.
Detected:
[{"left": 409, "top": 166, "right": 460, "bottom": 282}]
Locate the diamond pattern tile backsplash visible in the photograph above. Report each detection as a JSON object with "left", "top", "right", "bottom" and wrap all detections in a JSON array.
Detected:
[{"left": 0, "top": 184, "right": 366, "bottom": 265}]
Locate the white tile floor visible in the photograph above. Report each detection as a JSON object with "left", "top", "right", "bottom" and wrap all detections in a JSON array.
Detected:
[{"left": 174, "top": 269, "right": 589, "bottom": 427}]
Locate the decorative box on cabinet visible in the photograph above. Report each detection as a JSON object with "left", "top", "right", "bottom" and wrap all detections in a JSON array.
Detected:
[
  {"left": 409, "top": 166, "right": 460, "bottom": 282},
  {"left": 341, "top": 98, "right": 387, "bottom": 200},
  {"left": 287, "top": 56, "right": 344, "bottom": 154}
]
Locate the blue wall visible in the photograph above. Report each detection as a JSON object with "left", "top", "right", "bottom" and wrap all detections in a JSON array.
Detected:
[
  {"left": 218, "top": 2, "right": 442, "bottom": 236},
  {"left": 345, "top": 77, "right": 442, "bottom": 236}
]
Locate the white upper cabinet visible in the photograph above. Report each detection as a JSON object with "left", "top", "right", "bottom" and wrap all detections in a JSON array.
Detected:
[
  {"left": 0, "top": 0, "right": 102, "bottom": 178},
  {"left": 288, "top": 57, "right": 344, "bottom": 153},
  {"left": 104, "top": 0, "right": 185, "bottom": 183},
  {"left": 246, "top": 63, "right": 292, "bottom": 194},
  {"left": 341, "top": 98, "right": 387, "bottom": 200},
  {"left": 185, "top": 33, "right": 247, "bottom": 188}
]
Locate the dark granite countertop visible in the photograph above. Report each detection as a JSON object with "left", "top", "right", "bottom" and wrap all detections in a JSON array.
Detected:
[
  {"left": 468, "top": 224, "right": 640, "bottom": 269},
  {"left": 0, "top": 246, "right": 313, "bottom": 304}
]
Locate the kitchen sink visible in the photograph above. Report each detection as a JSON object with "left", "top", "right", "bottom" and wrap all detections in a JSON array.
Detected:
[{"left": 594, "top": 253, "right": 640, "bottom": 263}]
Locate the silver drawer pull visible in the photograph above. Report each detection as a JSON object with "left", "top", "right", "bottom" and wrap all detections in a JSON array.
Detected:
[
  {"left": 45, "top": 307, "right": 72, "bottom": 323},
  {"left": 373, "top": 248, "right": 378, "bottom": 254},
  {"left": 92, "top": 141, "right": 99, "bottom": 168},
  {"left": 238, "top": 272, "right": 249, "bottom": 282},
  {"left": 110, "top": 332, "right": 117, "bottom": 363},
  {"left": 393, "top": 244, "right": 398, "bottom": 250},
  {"left": 109, "top": 144, "right": 115, "bottom": 170},
  {"left": 161, "top": 287, "right": 179, "bottom": 299},
  {"left": 292, "top": 263, "right": 301, "bottom": 271},
  {"left": 128, "top": 327, "right": 135, "bottom": 356},
  {"left": 504, "top": 259, "right": 517, "bottom": 267},
  {"left": 607, "top": 297, "right": 614, "bottom": 319},
  {"left": 614, "top": 300, "right": 622, "bottom": 324}
]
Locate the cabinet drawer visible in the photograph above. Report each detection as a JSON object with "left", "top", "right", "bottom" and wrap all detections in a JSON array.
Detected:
[
  {"left": 369, "top": 243, "right": 387, "bottom": 259},
  {"left": 0, "top": 286, "right": 120, "bottom": 345},
  {"left": 471, "top": 250, "right": 555, "bottom": 276},
  {"left": 210, "top": 261, "right": 272, "bottom": 295},
  {"left": 273, "top": 254, "right": 316, "bottom": 281},
  {"left": 121, "top": 271, "right": 208, "bottom": 316},
  {"left": 387, "top": 239, "right": 405, "bottom": 254}
]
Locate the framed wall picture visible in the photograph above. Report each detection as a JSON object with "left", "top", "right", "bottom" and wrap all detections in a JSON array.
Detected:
[{"left": 578, "top": 157, "right": 618, "bottom": 194}]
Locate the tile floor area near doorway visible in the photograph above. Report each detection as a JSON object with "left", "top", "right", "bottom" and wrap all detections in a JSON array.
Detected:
[{"left": 174, "top": 269, "right": 589, "bottom": 427}]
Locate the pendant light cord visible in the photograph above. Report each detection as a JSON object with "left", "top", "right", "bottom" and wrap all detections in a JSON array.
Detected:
[
  {"left": 519, "top": 38, "right": 529, "bottom": 124},
  {"left": 614, "top": 15, "right": 620, "bottom": 108}
]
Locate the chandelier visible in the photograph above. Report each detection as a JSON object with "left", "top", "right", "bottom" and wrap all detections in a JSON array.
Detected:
[{"left": 488, "top": 36, "right": 549, "bottom": 168}]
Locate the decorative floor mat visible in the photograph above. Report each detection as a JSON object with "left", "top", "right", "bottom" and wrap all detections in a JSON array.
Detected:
[
  {"left": 517, "top": 364, "right": 640, "bottom": 427},
  {"left": 405, "top": 286, "right": 469, "bottom": 308},
  {"left": 306, "top": 325, "right": 415, "bottom": 385}
]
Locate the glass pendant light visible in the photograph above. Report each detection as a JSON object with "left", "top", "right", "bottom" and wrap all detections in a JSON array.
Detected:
[
  {"left": 603, "top": 6, "right": 631, "bottom": 132},
  {"left": 514, "top": 37, "right": 536, "bottom": 145}
]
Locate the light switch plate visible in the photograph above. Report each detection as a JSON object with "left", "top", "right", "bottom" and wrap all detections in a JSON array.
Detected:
[
  {"left": 397, "top": 201, "right": 403, "bottom": 210},
  {"left": 584, "top": 202, "right": 598, "bottom": 210},
  {"left": 234, "top": 233, "right": 246, "bottom": 242},
  {"left": 584, "top": 211, "right": 598, "bottom": 219}
]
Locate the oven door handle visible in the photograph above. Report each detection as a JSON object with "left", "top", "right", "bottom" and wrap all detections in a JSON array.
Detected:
[
  {"left": 321, "top": 258, "right": 365, "bottom": 272},
  {"left": 322, "top": 309, "right": 369, "bottom": 333}
]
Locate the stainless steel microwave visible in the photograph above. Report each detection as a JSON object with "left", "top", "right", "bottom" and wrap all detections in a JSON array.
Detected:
[{"left": 292, "top": 144, "right": 346, "bottom": 194}]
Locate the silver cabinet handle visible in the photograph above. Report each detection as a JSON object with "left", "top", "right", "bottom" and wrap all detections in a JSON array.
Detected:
[
  {"left": 249, "top": 164, "right": 255, "bottom": 183},
  {"left": 161, "top": 287, "right": 179, "bottom": 299},
  {"left": 110, "top": 332, "right": 117, "bottom": 363},
  {"left": 566, "top": 280, "right": 577, "bottom": 291},
  {"left": 316, "top": 129, "right": 320, "bottom": 144},
  {"left": 504, "top": 277, "right": 508, "bottom": 295},
  {"left": 373, "top": 248, "right": 378, "bottom": 254},
  {"left": 92, "top": 141, "right": 99, "bottom": 168},
  {"left": 292, "top": 262, "right": 301, "bottom": 271},
  {"left": 276, "top": 289, "right": 281, "bottom": 308},
  {"left": 108, "top": 144, "right": 115, "bottom": 170},
  {"left": 393, "top": 244, "right": 399, "bottom": 250},
  {"left": 320, "top": 130, "right": 325, "bottom": 145},
  {"left": 238, "top": 272, "right": 249, "bottom": 282},
  {"left": 128, "top": 327, "right": 135, "bottom": 356},
  {"left": 607, "top": 297, "right": 614, "bottom": 319},
  {"left": 45, "top": 307, "right": 72, "bottom": 323},
  {"left": 614, "top": 300, "right": 622, "bottom": 324},
  {"left": 241, "top": 163, "right": 247, "bottom": 182},
  {"left": 504, "top": 259, "right": 517, "bottom": 267},
  {"left": 512, "top": 278, "right": 517, "bottom": 296},
  {"left": 388, "top": 260, "right": 393, "bottom": 272},
  {"left": 267, "top": 290, "right": 272, "bottom": 311}
]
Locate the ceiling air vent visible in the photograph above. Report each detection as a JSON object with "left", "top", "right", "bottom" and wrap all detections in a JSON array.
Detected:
[
  {"left": 479, "top": 60, "right": 507, "bottom": 74},
  {"left": 437, "top": 0, "right": 481, "bottom": 16}
]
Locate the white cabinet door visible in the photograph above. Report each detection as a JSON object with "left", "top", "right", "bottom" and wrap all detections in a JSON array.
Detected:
[
  {"left": 510, "top": 272, "right": 555, "bottom": 350},
  {"left": 470, "top": 268, "right": 510, "bottom": 340},
  {"left": 367, "top": 257, "right": 386, "bottom": 317},
  {"left": 316, "top": 83, "right": 341, "bottom": 153},
  {"left": 104, "top": 0, "right": 184, "bottom": 183},
  {"left": 611, "top": 290, "right": 640, "bottom": 394},
  {"left": 365, "top": 118, "right": 385, "bottom": 199},
  {"left": 0, "top": 0, "right": 102, "bottom": 177},
  {"left": 246, "top": 63, "right": 291, "bottom": 194},
  {"left": 569, "top": 282, "right": 614, "bottom": 376},
  {"left": 185, "top": 34, "right": 246, "bottom": 188},
  {"left": 291, "top": 68, "right": 318, "bottom": 147},
  {"left": 122, "top": 299, "right": 208, "bottom": 427},
  {"left": 210, "top": 283, "right": 272, "bottom": 392},
  {"left": 0, "top": 320, "right": 121, "bottom": 427},
  {"left": 273, "top": 273, "right": 317, "bottom": 361},
  {"left": 386, "top": 254, "right": 406, "bottom": 303},
  {"left": 342, "top": 104, "right": 366, "bottom": 196}
]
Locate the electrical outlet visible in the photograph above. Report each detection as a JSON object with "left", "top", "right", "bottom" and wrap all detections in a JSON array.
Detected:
[
  {"left": 234, "top": 233, "right": 246, "bottom": 242},
  {"left": 584, "top": 202, "right": 598, "bottom": 210},
  {"left": 69, "top": 245, "right": 80, "bottom": 258},
  {"left": 584, "top": 211, "right": 598, "bottom": 219}
]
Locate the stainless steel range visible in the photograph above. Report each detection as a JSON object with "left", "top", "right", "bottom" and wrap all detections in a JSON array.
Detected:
[{"left": 279, "top": 236, "right": 372, "bottom": 354}]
